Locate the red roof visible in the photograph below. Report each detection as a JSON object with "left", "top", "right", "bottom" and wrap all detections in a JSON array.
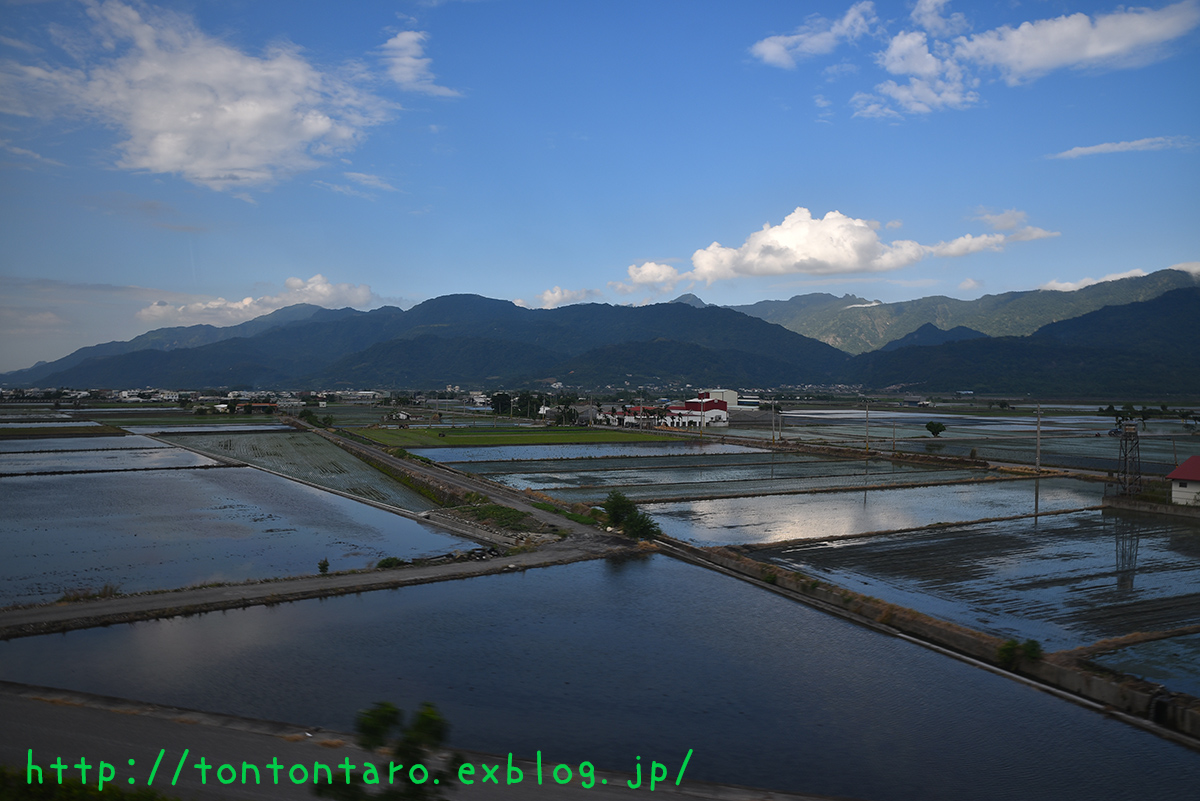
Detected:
[{"left": 1167, "top": 455, "right": 1200, "bottom": 482}]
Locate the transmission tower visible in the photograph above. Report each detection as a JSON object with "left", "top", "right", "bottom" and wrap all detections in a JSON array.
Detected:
[{"left": 1116, "top": 421, "right": 1142, "bottom": 496}]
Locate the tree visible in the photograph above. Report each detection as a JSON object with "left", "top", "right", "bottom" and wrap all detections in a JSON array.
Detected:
[
  {"left": 603, "top": 490, "right": 637, "bottom": 528},
  {"left": 490, "top": 392, "right": 511, "bottom": 416},
  {"left": 317, "top": 701, "right": 458, "bottom": 801},
  {"left": 925, "top": 421, "right": 946, "bottom": 438}
]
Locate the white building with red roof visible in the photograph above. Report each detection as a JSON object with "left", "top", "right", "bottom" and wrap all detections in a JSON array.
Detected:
[{"left": 1166, "top": 455, "right": 1200, "bottom": 505}]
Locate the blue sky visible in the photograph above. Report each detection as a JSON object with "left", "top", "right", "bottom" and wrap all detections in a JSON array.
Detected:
[{"left": 1, "top": 0, "right": 1198, "bottom": 372}]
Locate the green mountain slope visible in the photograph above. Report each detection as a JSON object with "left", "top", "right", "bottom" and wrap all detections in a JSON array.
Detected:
[{"left": 731, "top": 268, "right": 1198, "bottom": 353}]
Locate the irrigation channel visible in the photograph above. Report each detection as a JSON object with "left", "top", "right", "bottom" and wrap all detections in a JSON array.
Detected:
[{"left": 1, "top": 416, "right": 1198, "bottom": 801}]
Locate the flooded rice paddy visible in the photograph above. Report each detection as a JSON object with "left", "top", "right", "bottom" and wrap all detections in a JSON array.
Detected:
[
  {"left": 0, "top": 434, "right": 170, "bottom": 453},
  {"left": 0, "top": 445, "right": 218, "bottom": 474},
  {"left": 649, "top": 477, "right": 1103, "bottom": 545},
  {"left": 161, "top": 431, "right": 438, "bottom": 512},
  {"left": 0, "top": 434, "right": 471, "bottom": 606},
  {"left": 1, "top": 555, "right": 1197, "bottom": 801},
  {"left": 408, "top": 439, "right": 759, "bottom": 462},
  {"left": 756, "top": 510, "right": 1200, "bottom": 650},
  {"left": 1093, "top": 634, "right": 1200, "bottom": 698}
]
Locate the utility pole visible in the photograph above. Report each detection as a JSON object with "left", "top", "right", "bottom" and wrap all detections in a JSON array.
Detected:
[{"left": 1035, "top": 402, "right": 1042, "bottom": 474}]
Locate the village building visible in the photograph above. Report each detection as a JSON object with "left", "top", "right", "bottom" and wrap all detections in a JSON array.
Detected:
[
  {"left": 1166, "top": 456, "right": 1200, "bottom": 506},
  {"left": 596, "top": 391, "right": 730, "bottom": 428}
]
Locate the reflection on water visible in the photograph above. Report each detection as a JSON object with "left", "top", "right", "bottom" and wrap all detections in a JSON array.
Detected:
[
  {"left": 648, "top": 478, "right": 1102, "bottom": 545},
  {"left": 1115, "top": 515, "right": 1141, "bottom": 591},
  {"left": 0, "top": 556, "right": 1197, "bottom": 801},
  {"left": 1, "top": 468, "right": 473, "bottom": 605}
]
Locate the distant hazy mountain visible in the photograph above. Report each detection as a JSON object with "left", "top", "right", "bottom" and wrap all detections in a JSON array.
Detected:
[
  {"left": 25, "top": 296, "right": 849, "bottom": 391},
  {"left": 669, "top": 293, "right": 708, "bottom": 308},
  {"left": 730, "top": 268, "right": 1198, "bottom": 354},
  {"left": 3, "top": 303, "right": 351, "bottom": 385},
  {"left": 878, "top": 323, "right": 988, "bottom": 352}
]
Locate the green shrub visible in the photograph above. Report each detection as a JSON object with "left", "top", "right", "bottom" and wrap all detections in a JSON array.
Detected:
[
  {"left": 318, "top": 557, "right": 330, "bottom": 574},
  {"left": 623, "top": 510, "right": 662, "bottom": 540},
  {"left": 376, "top": 557, "right": 405, "bottom": 569},
  {"left": 1021, "top": 639, "right": 1043, "bottom": 661},
  {"left": 531, "top": 501, "right": 557, "bottom": 513},
  {"left": 996, "top": 639, "right": 1020, "bottom": 669}
]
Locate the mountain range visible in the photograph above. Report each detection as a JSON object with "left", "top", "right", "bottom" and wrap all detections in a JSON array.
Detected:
[
  {"left": 724, "top": 268, "right": 1198, "bottom": 354},
  {"left": 5, "top": 269, "right": 1198, "bottom": 397}
]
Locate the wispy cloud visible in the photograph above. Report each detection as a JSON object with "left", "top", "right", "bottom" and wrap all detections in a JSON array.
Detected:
[
  {"left": 514, "top": 286, "right": 601, "bottom": 309},
  {"left": 1040, "top": 269, "right": 1147, "bottom": 292},
  {"left": 380, "top": 31, "right": 460, "bottom": 96},
  {"left": 1047, "top": 136, "right": 1193, "bottom": 159},
  {"left": 344, "top": 171, "right": 397, "bottom": 191},
  {"left": 0, "top": 138, "right": 63, "bottom": 166},
  {"left": 136, "top": 274, "right": 382, "bottom": 325},
  {"left": 750, "top": 2, "right": 878, "bottom": 68}
]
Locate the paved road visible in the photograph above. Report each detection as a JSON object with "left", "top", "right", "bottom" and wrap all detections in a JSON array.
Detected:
[{"left": 0, "top": 683, "right": 848, "bottom": 801}]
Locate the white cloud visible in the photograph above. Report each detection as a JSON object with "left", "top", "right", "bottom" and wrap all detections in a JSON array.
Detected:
[
  {"left": 608, "top": 262, "right": 685, "bottom": 295},
  {"left": 872, "top": 31, "right": 977, "bottom": 113},
  {"left": 959, "top": 277, "right": 983, "bottom": 291},
  {"left": 1040, "top": 269, "right": 1148, "bottom": 292},
  {"left": 380, "top": 31, "right": 460, "bottom": 96},
  {"left": 136, "top": 274, "right": 381, "bottom": 325},
  {"left": 754, "top": 1, "right": 1200, "bottom": 118},
  {"left": 685, "top": 207, "right": 1058, "bottom": 285},
  {"left": 1169, "top": 261, "right": 1200, "bottom": 275},
  {"left": 516, "top": 286, "right": 600, "bottom": 309},
  {"left": 0, "top": 0, "right": 391, "bottom": 191},
  {"left": 750, "top": 2, "right": 878, "bottom": 68},
  {"left": 911, "top": 0, "right": 969, "bottom": 36},
  {"left": 954, "top": 1, "right": 1200, "bottom": 85},
  {"left": 1048, "top": 136, "right": 1193, "bottom": 159}
]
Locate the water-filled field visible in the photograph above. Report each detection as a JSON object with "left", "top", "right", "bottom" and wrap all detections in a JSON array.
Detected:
[
  {"left": 1, "top": 466, "right": 472, "bottom": 606},
  {"left": 408, "top": 440, "right": 760, "bottom": 462},
  {"left": 756, "top": 509, "right": 1200, "bottom": 651},
  {"left": 161, "top": 430, "right": 438, "bottom": 511},
  {"left": 0, "top": 446, "right": 218, "bottom": 474},
  {"left": 1092, "top": 634, "right": 1200, "bottom": 698},
  {"left": 647, "top": 477, "right": 1103, "bottom": 545},
  {"left": 1, "top": 556, "right": 1196, "bottom": 801},
  {"left": 0, "top": 434, "right": 168, "bottom": 453}
]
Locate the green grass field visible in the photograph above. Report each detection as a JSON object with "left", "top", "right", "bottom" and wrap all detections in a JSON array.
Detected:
[{"left": 356, "top": 426, "right": 679, "bottom": 448}]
